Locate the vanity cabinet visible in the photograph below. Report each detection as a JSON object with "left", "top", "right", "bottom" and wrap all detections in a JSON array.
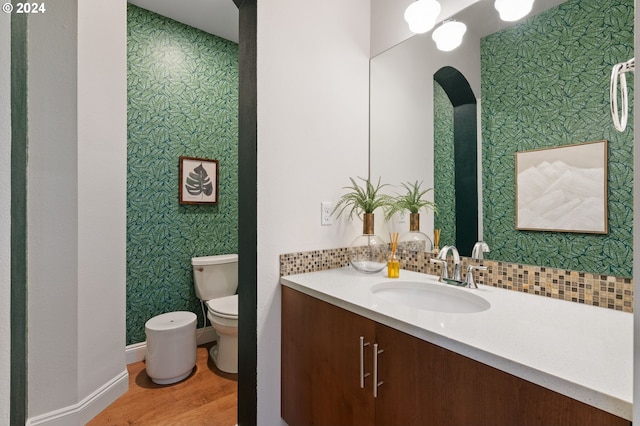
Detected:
[{"left": 281, "top": 286, "right": 630, "bottom": 426}]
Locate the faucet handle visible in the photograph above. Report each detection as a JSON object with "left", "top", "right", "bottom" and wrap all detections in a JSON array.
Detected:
[
  {"left": 430, "top": 258, "right": 449, "bottom": 281},
  {"left": 464, "top": 265, "right": 487, "bottom": 289}
]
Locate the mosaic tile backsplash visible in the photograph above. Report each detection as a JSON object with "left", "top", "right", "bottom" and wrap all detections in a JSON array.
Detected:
[
  {"left": 280, "top": 247, "right": 633, "bottom": 313},
  {"left": 127, "top": 5, "right": 239, "bottom": 345}
]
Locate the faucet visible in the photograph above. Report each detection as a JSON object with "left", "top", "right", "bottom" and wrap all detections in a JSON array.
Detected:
[
  {"left": 471, "top": 241, "right": 490, "bottom": 260},
  {"left": 432, "top": 246, "right": 462, "bottom": 282}
]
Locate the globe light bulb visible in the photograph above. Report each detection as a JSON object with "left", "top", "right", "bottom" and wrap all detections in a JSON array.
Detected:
[
  {"left": 404, "top": 0, "right": 442, "bottom": 34},
  {"left": 432, "top": 21, "right": 467, "bottom": 52},
  {"left": 494, "top": 0, "right": 535, "bottom": 22}
]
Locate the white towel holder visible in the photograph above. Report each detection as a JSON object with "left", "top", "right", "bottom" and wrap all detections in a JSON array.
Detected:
[{"left": 610, "top": 57, "right": 634, "bottom": 132}]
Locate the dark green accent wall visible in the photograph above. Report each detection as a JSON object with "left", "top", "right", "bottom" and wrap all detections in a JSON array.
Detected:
[
  {"left": 433, "top": 81, "right": 455, "bottom": 248},
  {"left": 235, "top": 0, "right": 258, "bottom": 422},
  {"left": 10, "top": 12, "right": 28, "bottom": 426},
  {"left": 481, "top": 0, "right": 634, "bottom": 276},
  {"left": 453, "top": 103, "right": 478, "bottom": 256},
  {"left": 127, "top": 5, "right": 239, "bottom": 344}
]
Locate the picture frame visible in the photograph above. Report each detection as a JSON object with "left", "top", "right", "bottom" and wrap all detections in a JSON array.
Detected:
[
  {"left": 515, "top": 140, "right": 608, "bottom": 234},
  {"left": 179, "top": 156, "right": 219, "bottom": 205}
]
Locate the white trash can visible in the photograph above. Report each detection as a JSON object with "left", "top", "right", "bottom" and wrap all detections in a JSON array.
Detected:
[{"left": 145, "top": 311, "right": 197, "bottom": 385}]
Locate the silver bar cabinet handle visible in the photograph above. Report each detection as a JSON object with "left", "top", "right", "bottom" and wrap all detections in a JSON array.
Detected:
[
  {"left": 373, "top": 343, "right": 384, "bottom": 397},
  {"left": 359, "top": 336, "right": 370, "bottom": 388}
]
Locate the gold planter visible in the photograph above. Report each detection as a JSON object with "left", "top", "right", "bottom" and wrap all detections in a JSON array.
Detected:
[{"left": 409, "top": 213, "right": 421, "bottom": 232}]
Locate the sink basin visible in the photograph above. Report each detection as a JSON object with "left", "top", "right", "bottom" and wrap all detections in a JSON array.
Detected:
[{"left": 371, "top": 281, "right": 490, "bottom": 314}]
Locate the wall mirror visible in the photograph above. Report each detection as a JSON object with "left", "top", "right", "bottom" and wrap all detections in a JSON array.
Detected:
[{"left": 369, "top": 0, "right": 634, "bottom": 277}]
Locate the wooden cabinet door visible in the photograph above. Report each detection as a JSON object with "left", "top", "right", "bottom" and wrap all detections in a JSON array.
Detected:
[
  {"left": 282, "top": 287, "right": 376, "bottom": 426},
  {"left": 375, "top": 323, "right": 630, "bottom": 426},
  {"left": 374, "top": 322, "right": 444, "bottom": 426}
]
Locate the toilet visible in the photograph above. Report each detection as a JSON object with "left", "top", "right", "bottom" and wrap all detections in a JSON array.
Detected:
[{"left": 192, "top": 253, "right": 239, "bottom": 374}]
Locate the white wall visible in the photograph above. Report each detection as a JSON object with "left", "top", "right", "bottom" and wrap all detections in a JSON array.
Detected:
[
  {"left": 76, "top": 0, "right": 128, "bottom": 401},
  {"left": 256, "top": 0, "right": 371, "bottom": 423},
  {"left": 26, "top": 0, "right": 128, "bottom": 423},
  {"left": 27, "top": 0, "right": 79, "bottom": 413},
  {"left": 0, "top": 10, "right": 11, "bottom": 425}
]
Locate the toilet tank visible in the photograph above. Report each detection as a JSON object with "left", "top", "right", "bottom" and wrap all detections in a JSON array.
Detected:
[{"left": 192, "top": 254, "right": 238, "bottom": 301}]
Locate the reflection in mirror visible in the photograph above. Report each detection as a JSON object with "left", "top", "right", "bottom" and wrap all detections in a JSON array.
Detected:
[
  {"left": 433, "top": 67, "right": 477, "bottom": 256},
  {"left": 369, "top": 2, "right": 481, "bottom": 254},
  {"left": 370, "top": 0, "right": 634, "bottom": 277}
]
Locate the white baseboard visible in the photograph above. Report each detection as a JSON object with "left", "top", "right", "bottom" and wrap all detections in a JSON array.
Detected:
[
  {"left": 26, "top": 369, "right": 128, "bottom": 426},
  {"left": 125, "top": 326, "right": 217, "bottom": 365},
  {"left": 125, "top": 341, "right": 147, "bottom": 365}
]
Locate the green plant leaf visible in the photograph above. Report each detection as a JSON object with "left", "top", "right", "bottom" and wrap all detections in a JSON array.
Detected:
[
  {"left": 333, "top": 176, "right": 393, "bottom": 220},
  {"left": 185, "top": 163, "right": 214, "bottom": 196},
  {"left": 384, "top": 180, "right": 436, "bottom": 221}
]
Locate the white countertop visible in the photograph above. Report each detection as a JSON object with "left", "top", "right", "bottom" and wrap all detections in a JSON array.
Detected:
[{"left": 280, "top": 267, "right": 633, "bottom": 420}]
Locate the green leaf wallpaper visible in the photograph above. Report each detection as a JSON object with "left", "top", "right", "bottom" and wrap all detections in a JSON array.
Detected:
[
  {"left": 433, "top": 81, "right": 456, "bottom": 248},
  {"left": 480, "top": 0, "right": 633, "bottom": 276},
  {"left": 127, "top": 5, "right": 239, "bottom": 344}
]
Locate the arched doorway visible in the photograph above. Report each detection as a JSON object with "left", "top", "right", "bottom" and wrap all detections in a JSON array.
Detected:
[{"left": 433, "top": 66, "right": 478, "bottom": 257}]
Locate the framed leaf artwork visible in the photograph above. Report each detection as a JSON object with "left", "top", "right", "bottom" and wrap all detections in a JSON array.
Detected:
[{"left": 179, "top": 156, "right": 219, "bottom": 205}]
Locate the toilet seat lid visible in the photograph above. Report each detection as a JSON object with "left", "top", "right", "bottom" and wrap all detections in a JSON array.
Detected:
[{"left": 206, "top": 294, "right": 238, "bottom": 318}]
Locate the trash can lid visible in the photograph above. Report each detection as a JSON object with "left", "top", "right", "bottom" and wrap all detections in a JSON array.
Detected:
[{"left": 145, "top": 311, "right": 196, "bottom": 332}]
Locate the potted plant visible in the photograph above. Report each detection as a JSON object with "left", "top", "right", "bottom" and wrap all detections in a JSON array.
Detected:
[
  {"left": 385, "top": 180, "right": 436, "bottom": 253},
  {"left": 333, "top": 177, "right": 393, "bottom": 273},
  {"left": 333, "top": 176, "right": 393, "bottom": 223}
]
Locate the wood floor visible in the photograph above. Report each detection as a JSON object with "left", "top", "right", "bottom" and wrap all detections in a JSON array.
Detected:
[{"left": 88, "top": 342, "right": 238, "bottom": 426}]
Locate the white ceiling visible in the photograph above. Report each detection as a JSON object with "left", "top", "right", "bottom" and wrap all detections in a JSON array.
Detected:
[{"left": 127, "top": 0, "right": 239, "bottom": 43}]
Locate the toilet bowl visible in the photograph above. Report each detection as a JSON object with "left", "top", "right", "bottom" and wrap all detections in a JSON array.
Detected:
[
  {"left": 206, "top": 294, "right": 238, "bottom": 374},
  {"left": 192, "top": 254, "right": 239, "bottom": 374}
]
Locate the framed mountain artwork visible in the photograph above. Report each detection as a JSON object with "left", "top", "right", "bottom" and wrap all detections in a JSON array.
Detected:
[
  {"left": 516, "top": 140, "right": 608, "bottom": 234},
  {"left": 179, "top": 156, "right": 219, "bottom": 205}
]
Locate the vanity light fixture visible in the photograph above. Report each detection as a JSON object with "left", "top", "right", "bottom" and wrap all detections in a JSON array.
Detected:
[
  {"left": 494, "top": 0, "right": 535, "bottom": 22},
  {"left": 404, "top": 0, "right": 441, "bottom": 34},
  {"left": 432, "top": 21, "right": 467, "bottom": 52}
]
